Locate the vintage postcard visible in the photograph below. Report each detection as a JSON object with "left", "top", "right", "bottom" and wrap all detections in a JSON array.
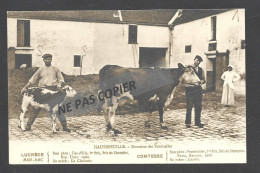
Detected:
[{"left": 8, "top": 9, "right": 246, "bottom": 164}]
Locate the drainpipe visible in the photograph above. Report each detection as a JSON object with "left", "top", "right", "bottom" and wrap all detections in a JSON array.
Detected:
[
  {"left": 118, "top": 10, "right": 123, "bottom": 21},
  {"left": 168, "top": 10, "right": 182, "bottom": 67},
  {"left": 168, "top": 29, "right": 173, "bottom": 67},
  {"left": 80, "top": 45, "right": 87, "bottom": 75}
]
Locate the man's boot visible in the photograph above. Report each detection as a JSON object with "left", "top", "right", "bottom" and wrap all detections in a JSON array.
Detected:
[{"left": 60, "top": 120, "right": 71, "bottom": 132}]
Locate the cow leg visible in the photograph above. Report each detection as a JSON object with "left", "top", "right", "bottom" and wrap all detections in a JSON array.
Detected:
[
  {"left": 53, "top": 106, "right": 60, "bottom": 131},
  {"left": 25, "top": 107, "right": 41, "bottom": 131},
  {"left": 19, "top": 100, "right": 30, "bottom": 131},
  {"left": 110, "top": 97, "right": 122, "bottom": 135},
  {"left": 158, "top": 102, "right": 168, "bottom": 130},
  {"left": 49, "top": 109, "right": 58, "bottom": 134},
  {"left": 143, "top": 103, "right": 152, "bottom": 128},
  {"left": 145, "top": 112, "right": 152, "bottom": 128},
  {"left": 52, "top": 116, "right": 58, "bottom": 134},
  {"left": 102, "top": 98, "right": 111, "bottom": 130}
]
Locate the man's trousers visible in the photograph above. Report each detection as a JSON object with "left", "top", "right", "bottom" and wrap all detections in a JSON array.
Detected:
[{"left": 185, "top": 87, "right": 203, "bottom": 125}]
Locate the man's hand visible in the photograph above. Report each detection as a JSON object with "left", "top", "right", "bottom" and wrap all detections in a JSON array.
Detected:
[
  {"left": 57, "top": 84, "right": 62, "bottom": 91},
  {"left": 194, "top": 81, "right": 201, "bottom": 86},
  {"left": 57, "top": 81, "right": 64, "bottom": 88},
  {"left": 57, "top": 83, "right": 65, "bottom": 92}
]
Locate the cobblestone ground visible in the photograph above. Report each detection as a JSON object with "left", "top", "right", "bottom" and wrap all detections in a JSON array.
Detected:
[{"left": 9, "top": 104, "right": 246, "bottom": 144}]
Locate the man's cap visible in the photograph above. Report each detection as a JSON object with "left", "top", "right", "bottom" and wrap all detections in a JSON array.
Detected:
[
  {"left": 194, "top": 55, "right": 203, "bottom": 62},
  {"left": 42, "top": 54, "right": 52, "bottom": 59}
]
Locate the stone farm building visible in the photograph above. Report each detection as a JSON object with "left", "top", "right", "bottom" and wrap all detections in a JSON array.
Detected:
[{"left": 7, "top": 9, "right": 245, "bottom": 94}]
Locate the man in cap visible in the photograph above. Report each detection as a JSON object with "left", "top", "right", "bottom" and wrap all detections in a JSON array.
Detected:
[
  {"left": 184, "top": 55, "right": 206, "bottom": 128},
  {"left": 21, "top": 53, "right": 71, "bottom": 132}
]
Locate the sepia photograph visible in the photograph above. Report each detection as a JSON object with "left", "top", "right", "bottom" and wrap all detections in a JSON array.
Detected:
[{"left": 7, "top": 9, "right": 246, "bottom": 164}]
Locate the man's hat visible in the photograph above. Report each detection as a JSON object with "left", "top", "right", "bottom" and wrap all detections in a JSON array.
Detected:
[
  {"left": 227, "top": 65, "right": 233, "bottom": 69},
  {"left": 42, "top": 54, "right": 52, "bottom": 59},
  {"left": 195, "top": 55, "right": 203, "bottom": 62}
]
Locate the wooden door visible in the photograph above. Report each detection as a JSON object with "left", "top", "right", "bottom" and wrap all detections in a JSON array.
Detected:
[
  {"left": 215, "top": 51, "right": 229, "bottom": 90},
  {"left": 206, "top": 59, "right": 216, "bottom": 91}
]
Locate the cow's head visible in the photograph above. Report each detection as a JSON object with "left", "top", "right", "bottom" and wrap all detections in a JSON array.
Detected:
[
  {"left": 178, "top": 63, "right": 201, "bottom": 86},
  {"left": 62, "top": 85, "right": 77, "bottom": 97}
]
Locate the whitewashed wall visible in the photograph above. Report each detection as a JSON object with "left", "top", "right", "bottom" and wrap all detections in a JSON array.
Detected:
[
  {"left": 8, "top": 18, "right": 170, "bottom": 75},
  {"left": 171, "top": 9, "right": 245, "bottom": 73},
  {"left": 92, "top": 23, "right": 169, "bottom": 72},
  {"left": 171, "top": 9, "right": 245, "bottom": 95},
  {"left": 216, "top": 9, "right": 245, "bottom": 74},
  {"left": 138, "top": 25, "right": 170, "bottom": 67},
  {"left": 7, "top": 18, "right": 17, "bottom": 47},
  {"left": 8, "top": 18, "right": 95, "bottom": 75}
]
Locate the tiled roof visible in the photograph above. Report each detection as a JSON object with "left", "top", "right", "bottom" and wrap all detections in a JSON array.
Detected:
[
  {"left": 174, "top": 9, "right": 231, "bottom": 25},
  {"left": 7, "top": 9, "right": 231, "bottom": 26}
]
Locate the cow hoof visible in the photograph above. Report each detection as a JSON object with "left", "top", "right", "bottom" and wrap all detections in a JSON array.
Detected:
[
  {"left": 18, "top": 125, "right": 21, "bottom": 129},
  {"left": 106, "top": 124, "right": 112, "bottom": 131},
  {"left": 145, "top": 121, "right": 151, "bottom": 128},
  {"left": 53, "top": 131, "right": 57, "bottom": 134},
  {"left": 62, "top": 127, "right": 71, "bottom": 132},
  {"left": 160, "top": 125, "right": 168, "bottom": 130},
  {"left": 25, "top": 126, "right": 31, "bottom": 131},
  {"left": 107, "top": 130, "right": 114, "bottom": 136},
  {"left": 56, "top": 127, "right": 60, "bottom": 131},
  {"left": 113, "top": 129, "right": 122, "bottom": 135}
]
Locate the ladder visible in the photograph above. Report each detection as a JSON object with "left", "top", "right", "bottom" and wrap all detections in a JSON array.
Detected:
[{"left": 132, "top": 44, "right": 138, "bottom": 68}]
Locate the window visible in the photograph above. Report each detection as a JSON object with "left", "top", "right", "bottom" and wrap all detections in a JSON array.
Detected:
[
  {"left": 241, "top": 40, "right": 245, "bottom": 49},
  {"left": 74, "top": 55, "right": 81, "bottom": 67},
  {"left": 128, "top": 25, "right": 137, "bottom": 44},
  {"left": 185, "top": 45, "right": 191, "bottom": 53},
  {"left": 208, "top": 43, "right": 217, "bottom": 51},
  {"left": 17, "top": 20, "right": 30, "bottom": 47},
  {"left": 210, "top": 16, "right": 217, "bottom": 41},
  {"left": 15, "top": 54, "right": 32, "bottom": 68}
]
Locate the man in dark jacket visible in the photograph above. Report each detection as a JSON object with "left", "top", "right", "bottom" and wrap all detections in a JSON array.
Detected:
[{"left": 184, "top": 55, "right": 206, "bottom": 128}]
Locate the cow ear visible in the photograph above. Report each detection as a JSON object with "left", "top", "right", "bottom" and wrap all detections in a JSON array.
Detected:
[{"left": 178, "top": 63, "right": 185, "bottom": 71}]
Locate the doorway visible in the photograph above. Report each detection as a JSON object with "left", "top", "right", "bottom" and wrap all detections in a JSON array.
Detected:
[
  {"left": 215, "top": 52, "right": 229, "bottom": 90},
  {"left": 206, "top": 50, "right": 229, "bottom": 91},
  {"left": 139, "top": 48, "right": 167, "bottom": 68},
  {"left": 207, "top": 59, "right": 216, "bottom": 91}
]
